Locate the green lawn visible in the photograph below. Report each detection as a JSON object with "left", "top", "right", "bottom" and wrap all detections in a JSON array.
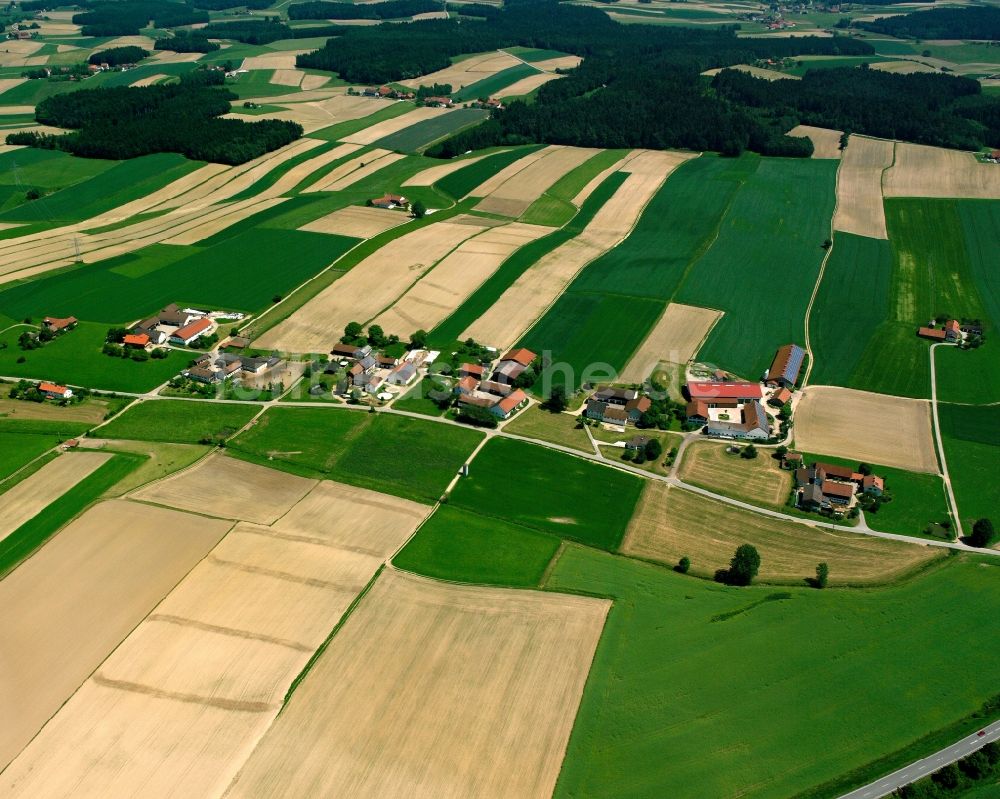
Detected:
[
  {"left": 448, "top": 437, "right": 643, "bottom": 550},
  {"left": 229, "top": 406, "right": 483, "bottom": 503},
  {"left": 452, "top": 63, "right": 539, "bottom": 102},
  {"left": 0, "top": 430, "right": 57, "bottom": 479},
  {"left": 678, "top": 156, "right": 838, "bottom": 379},
  {"left": 393, "top": 504, "right": 560, "bottom": 586},
  {"left": 809, "top": 233, "right": 894, "bottom": 390},
  {"left": 389, "top": 376, "right": 450, "bottom": 417},
  {"left": 0, "top": 229, "right": 358, "bottom": 323},
  {"left": 0, "top": 322, "right": 184, "bottom": 393},
  {"left": 375, "top": 107, "right": 488, "bottom": 153},
  {"left": 548, "top": 546, "right": 1000, "bottom": 799},
  {"left": 95, "top": 399, "right": 261, "bottom": 444}
]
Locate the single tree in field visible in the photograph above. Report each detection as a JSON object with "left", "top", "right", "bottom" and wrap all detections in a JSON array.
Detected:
[
  {"left": 411, "top": 199, "right": 427, "bottom": 219},
  {"left": 675, "top": 556, "right": 691, "bottom": 574},
  {"left": 645, "top": 438, "right": 662, "bottom": 461},
  {"left": 815, "top": 562, "right": 829, "bottom": 589},
  {"left": 343, "top": 321, "right": 363, "bottom": 341},
  {"left": 968, "top": 518, "right": 996, "bottom": 548},
  {"left": 727, "top": 544, "right": 760, "bottom": 586},
  {"left": 543, "top": 385, "right": 568, "bottom": 413}
]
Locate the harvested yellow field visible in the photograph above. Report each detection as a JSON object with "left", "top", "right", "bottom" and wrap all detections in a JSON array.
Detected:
[
  {"left": 834, "top": 135, "right": 894, "bottom": 239},
  {"left": 305, "top": 149, "right": 406, "bottom": 192},
  {"left": 0, "top": 39, "right": 43, "bottom": 56},
  {"left": 91, "top": 162, "right": 229, "bottom": 221},
  {"left": 622, "top": 483, "right": 942, "bottom": 584},
  {"left": 301, "top": 74, "right": 329, "bottom": 90},
  {"left": 301, "top": 203, "right": 410, "bottom": 237},
  {"left": 370, "top": 221, "right": 555, "bottom": 333},
  {"left": 618, "top": 302, "right": 721, "bottom": 382},
  {"left": 241, "top": 52, "right": 304, "bottom": 71},
  {"left": 0, "top": 499, "right": 230, "bottom": 770},
  {"left": 0, "top": 77, "right": 26, "bottom": 96},
  {"left": 475, "top": 145, "right": 602, "bottom": 216},
  {"left": 131, "top": 453, "right": 317, "bottom": 524},
  {"left": 159, "top": 196, "right": 288, "bottom": 245},
  {"left": 340, "top": 105, "right": 446, "bottom": 145},
  {"left": 870, "top": 60, "right": 938, "bottom": 74},
  {"left": 0, "top": 103, "right": 32, "bottom": 115},
  {"left": 1, "top": 478, "right": 428, "bottom": 797},
  {"left": 148, "top": 50, "right": 203, "bottom": 64},
  {"left": 270, "top": 68, "right": 303, "bottom": 87},
  {"left": 101, "top": 35, "right": 156, "bottom": 50},
  {"left": 227, "top": 94, "right": 380, "bottom": 134},
  {"left": 130, "top": 73, "right": 168, "bottom": 87},
  {"left": 795, "top": 385, "right": 938, "bottom": 473},
  {"left": 400, "top": 50, "right": 522, "bottom": 90},
  {"left": 788, "top": 124, "right": 843, "bottom": 159},
  {"left": 532, "top": 55, "right": 582, "bottom": 72},
  {"left": 464, "top": 150, "right": 695, "bottom": 348},
  {"left": 257, "top": 217, "right": 492, "bottom": 352},
  {"left": 403, "top": 149, "right": 505, "bottom": 187},
  {"left": 884, "top": 141, "right": 1000, "bottom": 199},
  {"left": 496, "top": 71, "right": 562, "bottom": 98},
  {"left": 0, "top": 452, "right": 111, "bottom": 543},
  {"left": 703, "top": 64, "right": 797, "bottom": 81},
  {"left": 679, "top": 440, "right": 792, "bottom": 507},
  {"left": 224, "top": 568, "right": 610, "bottom": 799},
  {"left": 571, "top": 150, "right": 639, "bottom": 205},
  {"left": 0, "top": 54, "right": 46, "bottom": 68}
]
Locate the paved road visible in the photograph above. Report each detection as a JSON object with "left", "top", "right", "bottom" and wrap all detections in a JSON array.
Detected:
[
  {"left": 839, "top": 720, "right": 1000, "bottom": 799},
  {"left": 928, "top": 342, "right": 964, "bottom": 540}
]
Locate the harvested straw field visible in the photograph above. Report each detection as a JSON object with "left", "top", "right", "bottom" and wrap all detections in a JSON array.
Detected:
[
  {"left": 341, "top": 106, "right": 447, "bottom": 146},
  {"left": 399, "top": 51, "right": 522, "bottom": 90},
  {"left": 403, "top": 150, "right": 503, "bottom": 187},
  {"left": 227, "top": 95, "right": 380, "bottom": 135},
  {"left": 794, "top": 385, "right": 938, "bottom": 473},
  {"left": 130, "top": 73, "right": 168, "bottom": 87},
  {"left": 257, "top": 217, "right": 492, "bottom": 352},
  {"left": 0, "top": 452, "right": 111, "bottom": 544},
  {"left": 0, "top": 77, "right": 25, "bottom": 96},
  {"left": 474, "top": 145, "right": 601, "bottom": 217},
  {"left": 884, "top": 142, "right": 1000, "bottom": 199},
  {"left": 300, "top": 204, "right": 410, "bottom": 237},
  {"left": 370, "top": 221, "right": 555, "bottom": 334},
  {"left": 223, "top": 568, "right": 610, "bottom": 799},
  {"left": 870, "top": 60, "right": 937, "bottom": 74},
  {"left": 131, "top": 453, "right": 316, "bottom": 524},
  {"left": 833, "top": 135, "right": 894, "bottom": 239},
  {"left": 148, "top": 50, "right": 203, "bottom": 64},
  {"left": 270, "top": 69, "right": 304, "bottom": 87},
  {"left": 621, "top": 483, "right": 942, "bottom": 584},
  {"left": 159, "top": 196, "right": 288, "bottom": 245},
  {"left": 463, "top": 150, "right": 693, "bottom": 348},
  {"left": 303, "top": 149, "right": 406, "bottom": 192},
  {"left": 787, "top": 125, "right": 843, "bottom": 159},
  {"left": 496, "top": 71, "right": 562, "bottom": 97},
  {"left": 532, "top": 55, "right": 582, "bottom": 72},
  {"left": 0, "top": 499, "right": 230, "bottom": 771},
  {"left": 1, "top": 477, "right": 428, "bottom": 797},
  {"left": 618, "top": 302, "right": 721, "bottom": 382},
  {"left": 678, "top": 440, "right": 791, "bottom": 507},
  {"left": 703, "top": 64, "right": 797, "bottom": 81},
  {"left": 241, "top": 53, "right": 304, "bottom": 71}
]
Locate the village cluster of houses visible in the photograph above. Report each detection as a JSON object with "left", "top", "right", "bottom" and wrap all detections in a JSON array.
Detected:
[
  {"left": 184, "top": 352, "right": 284, "bottom": 385},
  {"left": 453, "top": 347, "right": 533, "bottom": 420},
  {"left": 129, "top": 303, "right": 243, "bottom": 349},
  {"left": 6, "top": 23, "right": 37, "bottom": 40},
  {"left": 789, "top": 456, "right": 885, "bottom": 514},
  {"left": 916, "top": 318, "right": 972, "bottom": 342},
  {"left": 584, "top": 387, "right": 652, "bottom": 427},
  {"left": 358, "top": 85, "right": 503, "bottom": 110},
  {"left": 329, "top": 341, "right": 420, "bottom": 398}
]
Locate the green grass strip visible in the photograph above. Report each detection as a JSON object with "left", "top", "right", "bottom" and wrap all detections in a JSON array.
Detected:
[
  {"left": 310, "top": 102, "right": 413, "bottom": 143},
  {"left": 435, "top": 145, "right": 544, "bottom": 201},
  {"left": 227, "top": 141, "right": 336, "bottom": 202},
  {"left": 0, "top": 450, "right": 59, "bottom": 496},
  {"left": 0, "top": 452, "right": 142, "bottom": 578}
]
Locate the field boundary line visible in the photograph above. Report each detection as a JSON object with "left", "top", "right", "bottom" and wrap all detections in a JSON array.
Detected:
[{"left": 928, "top": 342, "right": 963, "bottom": 539}]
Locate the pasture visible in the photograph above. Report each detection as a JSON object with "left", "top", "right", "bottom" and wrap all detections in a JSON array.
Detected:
[
  {"left": 0, "top": 430, "right": 56, "bottom": 480},
  {"left": 229, "top": 407, "right": 483, "bottom": 503},
  {"left": 548, "top": 547, "right": 1000, "bottom": 799},
  {"left": 939, "top": 403, "right": 1000, "bottom": 529},
  {"left": 677, "top": 157, "right": 837, "bottom": 379},
  {"left": 622, "top": 482, "right": 942, "bottom": 584},
  {"left": 448, "top": 437, "right": 643, "bottom": 549},
  {"left": 394, "top": 505, "right": 561, "bottom": 587},
  {"left": 95, "top": 399, "right": 261, "bottom": 444},
  {"left": 678, "top": 441, "right": 791, "bottom": 509},
  {"left": 502, "top": 404, "right": 592, "bottom": 452},
  {"left": 223, "top": 568, "right": 610, "bottom": 799},
  {"left": 375, "top": 107, "right": 488, "bottom": 152}
]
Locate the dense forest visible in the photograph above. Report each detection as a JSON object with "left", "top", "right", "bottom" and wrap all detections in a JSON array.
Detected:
[
  {"left": 71, "top": 0, "right": 207, "bottom": 36},
  {"left": 188, "top": 0, "right": 271, "bottom": 8},
  {"left": 89, "top": 46, "right": 149, "bottom": 66},
  {"left": 200, "top": 18, "right": 292, "bottom": 44},
  {"left": 288, "top": 0, "right": 439, "bottom": 20},
  {"left": 154, "top": 31, "right": 219, "bottom": 52},
  {"left": 854, "top": 6, "right": 1000, "bottom": 40},
  {"left": 7, "top": 70, "right": 301, "bottom": 164}
]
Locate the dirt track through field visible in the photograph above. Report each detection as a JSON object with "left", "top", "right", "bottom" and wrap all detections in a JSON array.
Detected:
[
  {"left": 370, "top": 221, "right": 555, "bottom": 334},
  {"left": 0, "top": 452, "right": 110, "bottom": 543},
  {"left": 301, "top": 204, "right": 411, "bottom": 237},
  {"left": 618, "top": 302, "right": 721, "bottom": 382},
  {"left": 623, "top": 482, "right": 941, "bottom": 583},
  {"left": 1, "top": 480, "right": 427, "bottom": 797},
  {"left": 0, "top": 499, "right": 230, "bottom": 771},
  {"left": 884, "top": 141, "right": 1000, "bottom": 198},
  {"left": 795, "top": 385, "right": 938, "bottom": 473},
  {"left": 222, "top": 568, "right": 610, "bottom": 799},
  {"left": 788, "top": 125, "right": 843, "bottom": 159},
  {"left": 257, "top": 217, "right": 494, "bottom": 352},
  {"left": 463, "top": 150, "right": 695, "bottom": 349},
  {"left": 834, "top": 135, "right": 894, "bottom": 239}
]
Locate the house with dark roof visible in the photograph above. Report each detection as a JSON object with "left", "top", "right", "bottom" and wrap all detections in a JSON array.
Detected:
[
  {"left": 585, "top": 391, "right": 650, "bottom": 426},
  {"left": 592, "top": 386, "right": 639, "bottom": 406},
  {"left": 626, "top": 435, "right": 651, "bottom": 451},
  {"left": 386, "top": 361, "right": 417, "bottom": 386},
  {"left": 159, "top": 303, "right": 198, "bottom": 328},
  {"left": 766, "top": 344, "right": 806, "bottom": 389},
  {"left": 331, "top": 342, "right": 372, "bottom": 360}
]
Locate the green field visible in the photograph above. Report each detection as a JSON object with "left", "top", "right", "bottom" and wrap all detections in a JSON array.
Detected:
[
  {"left": 520, "top": 148, "right": 628, "bottom": 226},
  {"left": 0, "top": 228, "right": 357, "bottom": 323},
  {"left": 393, "top": 504, "right": 560, "bottom": 586},
  {"left": 0, "top": 149, "right": 116, "bottom": 199},
  {"left": 435, "top": 145, "right": 542, "bottom": 200},
  {"left": 548, "top": 546, "right": 1000, "bottom": 799},
  {"left": 809, "top": 233, "right": 894, "bottom": 389},
  {"left": 96, "top": 399, "right": 261, "bottom": 444},
  {"left": 452, "top": 63, "right": 539, "bottom": 102},
  {"left": 0, "top": 322, "right": 183, "bottom": 392},
  {"left": 502, "top": 47, "right": 570, "bottom": 62},
  {"left": 375, "top": 107, "right": 488, "bottom": 153},
  {"left": 939, "top": 404, "right": 1000, "bottom": 530},
  {"left": 229, "top": 407, "right": 483, "bottom": 502},
  {"left": 678, "top": 156, "right": 838, "bottom": 379},
  {"left": 310, "top": 101, "right": 412, "bottom": 143},
  {"left": 0, "top": 430, "right": 57, "bottom": 479},
  {"left": 448, "top": 437, "right": 643, "bottom": 549}
]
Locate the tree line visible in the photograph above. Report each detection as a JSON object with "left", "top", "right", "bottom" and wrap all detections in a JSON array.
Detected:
[
  {"left": 154, "top": 31, "right": 219, "bottom": 53},
  {"left": 72, "top": 0, "right": 207, "bottom": 36},
  {"left": 852, "top": 6, "right": 1000, "bottom": 40},
  {"left": 288, "top": 0, "right": 439, "bottom": 20},
  {"left": 89, "top": 46, "right": 150, "bottom": 67},
  {"left": 7, "top": 70, "right": 302, "bottom": 164},
  {"left": 200, "top": 18, "right": 292, "bottom": 45}
]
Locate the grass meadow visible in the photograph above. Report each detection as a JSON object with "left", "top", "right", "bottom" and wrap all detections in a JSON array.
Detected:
[
  {"left": 452, "top": 64, "right": 539, "bottom": 102},
  {"left": 434, "top": 145, "right": 543, "bottom": 200},
  {"left": 938, "top": 403, "right": 1000, "bottom": 529},
  {"left": 548, "top": 547, "right": 1000, "bottom": 799},
  {"left": 229, "top": 406, "right": 483, "bottom": 503},
  {"left": 393, "top": 504, "right": 560, "bottom": 587},
  {"left": 95, "top": 400, "right": 261, "bottom": 444},
  {"left": 0, "top": 430, "right": 57, "bottom": 480},
  {"left": 448, "top": 437, "right": 643, "bottom": 550},
  {"left": 375, "top": 108, "right": 488, "bottom": 153}
]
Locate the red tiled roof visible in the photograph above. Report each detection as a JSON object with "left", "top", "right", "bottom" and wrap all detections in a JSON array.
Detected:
[
  {"left": 457, "top": 375, "right": 479, "bottom": 392},
  {"left": 821, "top": 481, "right": 855, "bottom": 499},
  {"left": 39, "top": 381, "right": 69, "bottom": 394},
  {"left": 496, "top": 388, "right": 527, "bottom": 414},
  {"left": 43, "top": 315, "right": 77, "bottom": 331},
  {"left": 173, "top": 317, "right": 212, "bottom": 340},
  {"left": 815, "top": 462, "right": 857, "bottom": 481},
  {"left": 945, "top": 319, "right": 960, "bottom": 332},
  {"left": 626, "top": 396, "right": 652, "bottom": 413},
  {"left": 123, "top": 333, "right": 149, "bottom": 347},
  {"left": 501, "top": 348, "right": 536, "bottom": 367},
  {"left": 686, "top": 400, "right": 708, "bottom": 418},
  {"left": 862, "top": 474, "right": 884, "bottom": 490},
  {"left": 687, "top": 381, "right": 762, "bottom": 400},
  {"left": 918, "top": 327, "right": 946, "bottom": 340},
  {"left": 459, "top": 363, "right": 485, "bottom": 377}
]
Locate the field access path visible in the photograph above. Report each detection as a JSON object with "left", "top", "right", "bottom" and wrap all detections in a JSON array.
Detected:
[{"left": 928, "top": 342, "right": 964, "bottom": 540}]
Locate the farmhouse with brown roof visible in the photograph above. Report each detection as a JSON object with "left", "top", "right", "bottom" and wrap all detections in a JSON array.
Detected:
[{"left": 42, "top": 316, "right": 77, "bottom": 333}]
